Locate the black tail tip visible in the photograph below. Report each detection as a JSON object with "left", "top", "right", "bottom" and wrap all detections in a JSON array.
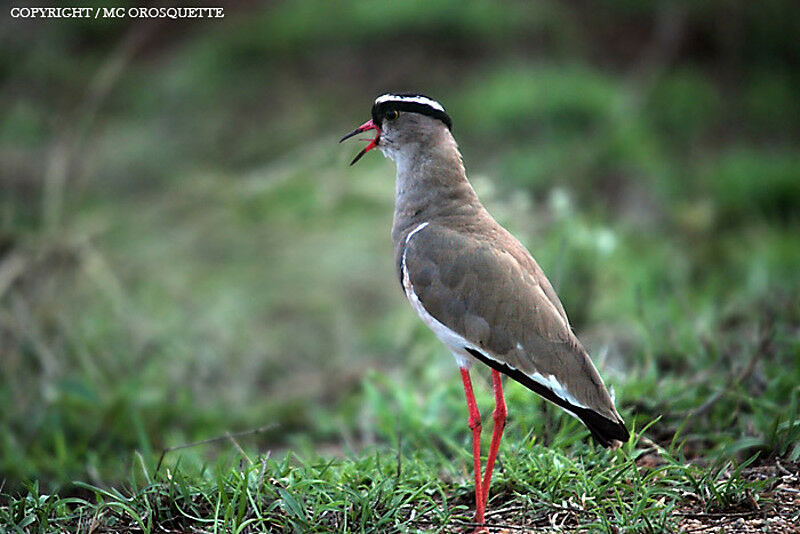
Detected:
[{"left": 585, "top": 417, "right": 630, "bottom": 448}]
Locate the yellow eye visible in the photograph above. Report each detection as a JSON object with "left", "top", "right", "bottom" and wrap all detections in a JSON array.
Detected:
[{"left": 385, "top": 110, "right": 399, "bottom": 121}]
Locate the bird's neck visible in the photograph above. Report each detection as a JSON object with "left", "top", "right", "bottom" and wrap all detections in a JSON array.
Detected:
[{"left": 391, "top": 133, "right": 484, "bottom": 245}]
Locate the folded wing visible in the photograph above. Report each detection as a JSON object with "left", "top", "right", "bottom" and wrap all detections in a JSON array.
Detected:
[{"left": 402, "top": 222, "right": 628, "bottom": 446}]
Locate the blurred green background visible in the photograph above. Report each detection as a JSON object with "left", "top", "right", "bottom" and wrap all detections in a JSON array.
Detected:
[{"left": 1, "top": 0, "right": 799, "bottom": 495}]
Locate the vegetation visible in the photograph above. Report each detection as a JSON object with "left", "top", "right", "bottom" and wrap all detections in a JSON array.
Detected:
[{"left": 1, "top": 1, "right": 798, "bottom": 531}]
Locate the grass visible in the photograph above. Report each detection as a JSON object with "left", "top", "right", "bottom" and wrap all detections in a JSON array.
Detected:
[
  {"left": 2, "top": 0, "right": 800, "bottom": 531},
  {"left": 0, "top": 432, "right": 780, "bottom": 532},
  {"left": 0, "top": 434, "right": 776, "bottom": 533}
]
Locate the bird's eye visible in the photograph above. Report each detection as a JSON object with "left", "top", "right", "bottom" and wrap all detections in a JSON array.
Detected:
[{"left": 385, "top": 110, "right": 399, "bottom": 121}]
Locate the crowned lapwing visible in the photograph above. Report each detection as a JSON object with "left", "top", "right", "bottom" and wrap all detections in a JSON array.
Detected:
[{"left": 341, "top": 93, "right": 629, "bottom": 531}]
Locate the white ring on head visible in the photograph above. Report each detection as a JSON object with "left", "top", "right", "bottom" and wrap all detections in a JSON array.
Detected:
[{"left": 375, "top": 94, "right": 445, "bottom": 113}]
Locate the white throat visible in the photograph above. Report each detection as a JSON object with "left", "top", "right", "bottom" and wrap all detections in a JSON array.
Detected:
[{"left": 378, "top": 143, "right": 396, "bottom": 162}]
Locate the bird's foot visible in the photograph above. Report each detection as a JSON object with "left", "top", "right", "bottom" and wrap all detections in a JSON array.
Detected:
[{"left": 471, "top": 514, "right": 489, "bottom": 533}]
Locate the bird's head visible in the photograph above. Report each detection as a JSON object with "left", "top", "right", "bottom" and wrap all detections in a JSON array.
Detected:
[{"left": 340, "top": 93, "right": 453, "bottom": 165}]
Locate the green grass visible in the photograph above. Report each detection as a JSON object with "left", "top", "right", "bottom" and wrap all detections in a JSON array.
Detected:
[
  {"left": 2, "top": 0, "right": 800, "bottom": 531},
  {"left": 0, "top": 433, "right": 774, "bottom": 532}
]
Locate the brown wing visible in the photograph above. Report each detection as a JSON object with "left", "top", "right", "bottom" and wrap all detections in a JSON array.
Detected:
[{"left": 403, "top": 221, "right": 628, "bottom": 446}]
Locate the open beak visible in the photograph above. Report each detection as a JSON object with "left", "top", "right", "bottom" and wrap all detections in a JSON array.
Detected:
[{"left": 339, "top": 119, "right": 380, "bottom": 165}]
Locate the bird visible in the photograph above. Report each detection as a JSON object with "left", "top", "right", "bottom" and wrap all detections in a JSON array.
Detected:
[{"left": 340, "top": 93, "right": 629, "bottom": 531}]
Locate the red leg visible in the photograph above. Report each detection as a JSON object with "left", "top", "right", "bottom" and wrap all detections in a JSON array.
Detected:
[
  {"left": 481, "top": 369, "right": 507, "bottom": 507},
  {"left": 459, "top": 367, "right": 485, "bottom": 527}
]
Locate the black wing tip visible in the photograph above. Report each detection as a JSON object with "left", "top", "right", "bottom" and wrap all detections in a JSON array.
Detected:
[
  {"left": 582, "top": 413, "right": 630, "bottom": 448},
  {"left": 464, "top": 347, "right": 630, "bottom": 448}
]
